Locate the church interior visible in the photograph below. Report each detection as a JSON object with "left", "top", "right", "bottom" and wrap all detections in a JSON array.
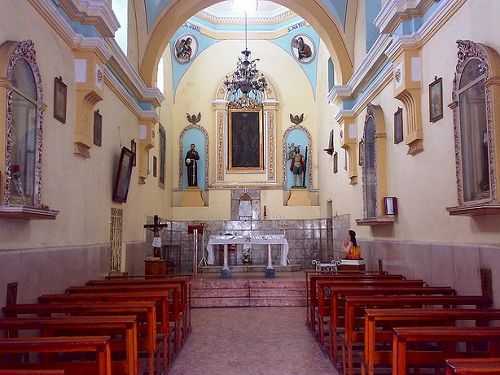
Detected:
[{"left": 1, "top": 0, "right": 500, "bottom": 373}]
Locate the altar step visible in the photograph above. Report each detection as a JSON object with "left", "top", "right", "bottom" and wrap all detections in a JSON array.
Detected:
[
  {"left": 199, "top": 264, "right": 303, "bottom": 273},
  {"left": 191, "top": 279, "right": 306, "bottom": 308}
]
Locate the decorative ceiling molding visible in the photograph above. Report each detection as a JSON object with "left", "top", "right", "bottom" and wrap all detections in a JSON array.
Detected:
[
  {"left": 58, "top": 0, "right": 120, "bottom": 37},
  {"left": 198, "top": 8, "right": 295, "bottom": 25},
  {"left": 374, "top": 0, "right": 434, "bottom": 35}
]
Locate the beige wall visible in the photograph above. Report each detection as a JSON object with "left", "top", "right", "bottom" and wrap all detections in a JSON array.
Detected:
[
  {"left": 164, "top": 39, "right": 321, "bottom": 220},
  {"left": 0, "top": 2, "right": 169, "bottom": 252},
  {"left": 317, "top": 0, "right": 500, "bottom": 246}
]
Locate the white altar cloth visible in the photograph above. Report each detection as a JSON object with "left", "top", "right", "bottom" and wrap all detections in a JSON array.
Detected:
[{"left": 206, "top": 234, "right": 289, "bottom": 268}]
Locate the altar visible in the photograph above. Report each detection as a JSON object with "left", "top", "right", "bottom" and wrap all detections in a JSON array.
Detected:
[{"left": 206, "top": 234, "right": 289, "bottom": 271}]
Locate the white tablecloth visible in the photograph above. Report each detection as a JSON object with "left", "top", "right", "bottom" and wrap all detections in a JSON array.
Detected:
[{"left": 206, "top": 235, "right": 289, "bottom": 266}]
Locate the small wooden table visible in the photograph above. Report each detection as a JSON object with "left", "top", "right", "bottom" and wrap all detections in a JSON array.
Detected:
[{"left": 144, "top": 258, "right": 166, "bottom": 275}]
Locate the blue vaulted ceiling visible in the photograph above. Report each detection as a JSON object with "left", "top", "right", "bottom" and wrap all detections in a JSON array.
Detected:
[{"left": 144, "top": 0, "right": 347, "bottom": 31}]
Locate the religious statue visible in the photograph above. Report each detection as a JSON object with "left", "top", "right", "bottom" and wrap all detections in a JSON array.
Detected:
[
  {"left": 144, "top": 215, "right": 168, "bottom": 258},
  {"left": 185, "top": 143, "right": 200, "bottom": 187},
  {"left": 288, "top": 143, "right": 306, "bottom": 187}
]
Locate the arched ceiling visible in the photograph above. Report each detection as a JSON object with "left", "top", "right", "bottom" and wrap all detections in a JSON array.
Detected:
[{"left": 136, "top": 0, "right": 356, "bottom": 87}]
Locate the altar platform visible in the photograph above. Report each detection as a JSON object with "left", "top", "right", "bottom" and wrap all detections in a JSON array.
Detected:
[
  {"left": 198, "top": 264, "right": 302, "bottom": 273},
  {"left": 191, "top": 271, "right": 306, "bottom": 308}
]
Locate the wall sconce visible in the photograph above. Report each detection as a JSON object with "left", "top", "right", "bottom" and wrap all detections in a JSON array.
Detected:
[{"left": 383, "top": 197, "right": 398, "bottom": 215}]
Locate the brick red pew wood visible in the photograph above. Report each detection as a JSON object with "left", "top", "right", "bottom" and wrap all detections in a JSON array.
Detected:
[
  {"left": 445, "top": 358, "right": 500, "bottom": 374},
  {"left": 392, "top": 327, "right": 500, "bottom": 375},
  {"left": 0, "top": 316, "right": 137, "bottom": 375},
  {"left": 0, "top": 336, "right": 111, "bottom": 375},
  {"left": 363, "top": 309, "right": 500, "bottom": 375}
]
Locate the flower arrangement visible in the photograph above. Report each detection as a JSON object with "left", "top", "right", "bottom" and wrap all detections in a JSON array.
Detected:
[{"left": 242, "top": 250, "right": 252, "bottom": 264}]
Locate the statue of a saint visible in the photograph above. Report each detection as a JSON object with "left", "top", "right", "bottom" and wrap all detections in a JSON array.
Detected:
[
  {"left": 185, "top": 144, "right": 200, "bottom": 187},
  {"left": 288, "top": 143, "right": 305, "bottom": 187}
]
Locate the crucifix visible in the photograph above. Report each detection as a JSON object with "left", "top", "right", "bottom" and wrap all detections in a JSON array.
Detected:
[{"left": 144, "top": 215, "right": 168, "bottom": 258}]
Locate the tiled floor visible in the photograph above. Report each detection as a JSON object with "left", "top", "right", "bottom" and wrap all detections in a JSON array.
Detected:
[{"left": 169, "top": 307, "right": 338, "bottom": 375}]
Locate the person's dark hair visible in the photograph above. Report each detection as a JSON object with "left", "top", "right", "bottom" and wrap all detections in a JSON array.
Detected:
[{"left": 348, "top": 230, "right": 357, "bottom": 247}]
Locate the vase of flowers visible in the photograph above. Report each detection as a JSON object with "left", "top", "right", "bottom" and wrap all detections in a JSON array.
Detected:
[{"left": 242, "top": 250, "right": 252, "bottom": 264}]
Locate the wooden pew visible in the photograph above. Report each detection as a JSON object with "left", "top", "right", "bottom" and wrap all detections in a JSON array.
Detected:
[
  {"left": 392, "top": 327, "right": 500, "bottom": 375},
  {"left": 66, "top": 283, "right": 184, "bottom": 355},
  {"left": 2, "top": 302, "right": 157, "bottom": 375},
  {"left": 363, "top": 309, "right": 500, "bottom": 375},
  {"left": 325, "top": 286, "right": 455, "bottom": 363},
  {"left": 0, "top": 371, "right": 65, "bottom": 375},
  {"left": 0, "top": 316, "right": 137, "bottom": 375},
  {"left": 86, "top": 277, "right": 192, "bottom": 338},
  {"left": 307, "top": 273, "right": 405, "bottom": 331},
  {"left": 314, "top": 279, "right": 425, "bottom": 347},
  {"left": 0, "top": 336, "right": 111, "bottom": 375},
  {"left": 445, "top": 358, "right": 500, "bottom": 374},
  {"left": 341, "top": 295, "right": 491, "bottom": 375},
  {"left": 38, "top": 291, "right": 170, "bottom": 374}
]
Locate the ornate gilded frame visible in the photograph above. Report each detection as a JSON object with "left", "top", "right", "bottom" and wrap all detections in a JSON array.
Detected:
[
  {"left": 1, "top": 40, "right": 44, "bottom": 207},
  {"left": 450, "top": 40, "right": 498, "bottom": 207},
  {"left": 228, "top": 104, "right": 264, "bottom": 172},
  {"left": 178, "top": 123, "right": 209, "bottom": 189}
]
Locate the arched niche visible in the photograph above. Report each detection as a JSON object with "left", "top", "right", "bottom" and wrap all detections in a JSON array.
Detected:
[
  {"left": 179, "top": 124, "right": 209, "bottom": 190},
  {"left": 282, "top": 125, "right": 312, "bottom": 190},
  {"left": 138, "top": 0, "right": 353, "bottom": 88},
  {"left": 212, "top": 76, "right": 279, "bottom": 186},
  {"left": 0, "top": 40, "right": 45, "bottom": 209},
  {"left": 357, "top": 103, "right": 389, "bottom": 224}
]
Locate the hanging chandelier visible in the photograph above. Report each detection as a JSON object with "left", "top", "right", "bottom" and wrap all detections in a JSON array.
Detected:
[{"left": 224, "top": 9, "right": 268, "bottom": 107}]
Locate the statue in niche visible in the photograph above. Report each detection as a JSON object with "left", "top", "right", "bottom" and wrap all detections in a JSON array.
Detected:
[
  {"left": 288, "top": 143, "right": 306, "bottom": 188},
  {"left": 185, "top": 143, "right": 200, "bottom": 187}
]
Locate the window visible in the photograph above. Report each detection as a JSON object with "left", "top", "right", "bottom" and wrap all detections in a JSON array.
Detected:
[
  {"left": 112, "top": 0, "right": 128, "bottom": 54},
  {"left": 447, "top": 40, "right": 500, "bottom": 215},
  {"left": 159, "top": 125, "right": 166, "bottom": 185}
]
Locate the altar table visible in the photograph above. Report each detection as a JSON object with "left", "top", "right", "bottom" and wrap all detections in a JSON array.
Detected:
[{"left": 206, "top": 235, "right": 289, "bottom": 270}]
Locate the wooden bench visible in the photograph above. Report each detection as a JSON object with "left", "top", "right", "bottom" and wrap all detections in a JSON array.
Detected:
[
  {"left": 0, "top": 316, "right": 137, "bottom": 375},
  {"left": 38, "top": 291, "right": 170, "bottom": 374},
  {"left": 392, "top": 327, "right": 500, "bottom": 375},
  {"left": 0, "top": 336, "right": 111, "bottom": 375},
  {"left": 314, "top": 279, "right": 425, "bottom": 347},
  {"left": 86, "top": 277, "right": 192, "bottom": 338},
  {"left": 445, "top": 358, "right": 500, "bottom": 374},
  {"left": 363, "top": 309, "right": 500, "bottom": 375},
  {"left": 2, "top": 302, "right": 157, "bottom": 375},
  {"left": 341, "top": 295, "right": 491, "bottom": 375},
  {"left": 307, "top": 272, "right": 405, "bottom": 331},
  {"left": 66, "top": 283, "right": 184, "bottom": 355},
  {"left": 324, "top": 286, "right": 455, "bottom": 362}
]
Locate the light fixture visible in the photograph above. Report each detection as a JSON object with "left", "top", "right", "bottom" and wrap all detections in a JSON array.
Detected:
[{"left": 224, "top": 7, "right": 267, "bottom": 107}]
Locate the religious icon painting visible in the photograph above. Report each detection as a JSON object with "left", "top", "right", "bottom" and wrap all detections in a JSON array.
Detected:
[
  {"left": 290, "top": 34, "right": 315, "bottom": 64},
  {"left": 174, "top": 34, "right": 198, "bottom": 64}
]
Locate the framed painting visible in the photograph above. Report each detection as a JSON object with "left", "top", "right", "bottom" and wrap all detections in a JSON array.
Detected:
[
  {"left": 93, "top": 110, "right": 102, "bottom": 147},
  {"left": 153, "top": 156, "right": 157, "bottom": 177},
  {"left": 333, "top": 152, "right": 338, "bottom": 173},
  {"left": 130, "top": 139, "right": 136, "bottom": 166},
  {"left": 291, "top": 34, "right": 315, "bottom": 64},
  {"left": 228, "top": 109, "right": 263, "bottom": 171},
  {"left": 429, "top": 76, "right": 443, "bottom": 123},
  {"left": 112, "top": 146, "right": 134, "bottom": 203},
  {"left": 53, "top": 76, "right": 67, "bottom": 123},
  {"left": 358, "top": 139, "right": 364, "bottom": 166},
  {"left": 394, "top": 107, "right": 403, "bottom": 144}
]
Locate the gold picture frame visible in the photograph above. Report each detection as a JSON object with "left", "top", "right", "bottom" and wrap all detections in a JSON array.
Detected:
[
  {"left": 53, "top": 76, "right": 67, "bottom": 124},
  {"left": 228, "top": 107, "right": 264, "bottom": 172},
  {"left": 429, "top": 76, "right": 443, "bottom": 123}
]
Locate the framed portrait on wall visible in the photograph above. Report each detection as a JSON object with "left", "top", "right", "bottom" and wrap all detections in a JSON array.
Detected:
[
  {"left": 93, "top": 110, "right": 102, "bottom": 147},
  {"left": 358, "top": 139, "right": 364, "bottom": 166},
  {"left": 130, "top": 139, "right": 136, "bottom": 166},
  {"left": 228, "top": 108, "right": 263, "bottom": 171},
  {"left": 394, "top": 107, "right": 403, "bottom": 144},
  {"left": 429, "top": 76, "right": 443, "bottom": 123},
  {"left": 333, "top": 152, "right": 338, "bottom": 173},
  {"left": 112, "top": 147, "right": 134, "bottom": 203},
  {"left": 53, "top": 76, "right": 67, "bottom": 123},
  {"left": 290, "top": 34, "right": 315, "bottom": 64}
]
